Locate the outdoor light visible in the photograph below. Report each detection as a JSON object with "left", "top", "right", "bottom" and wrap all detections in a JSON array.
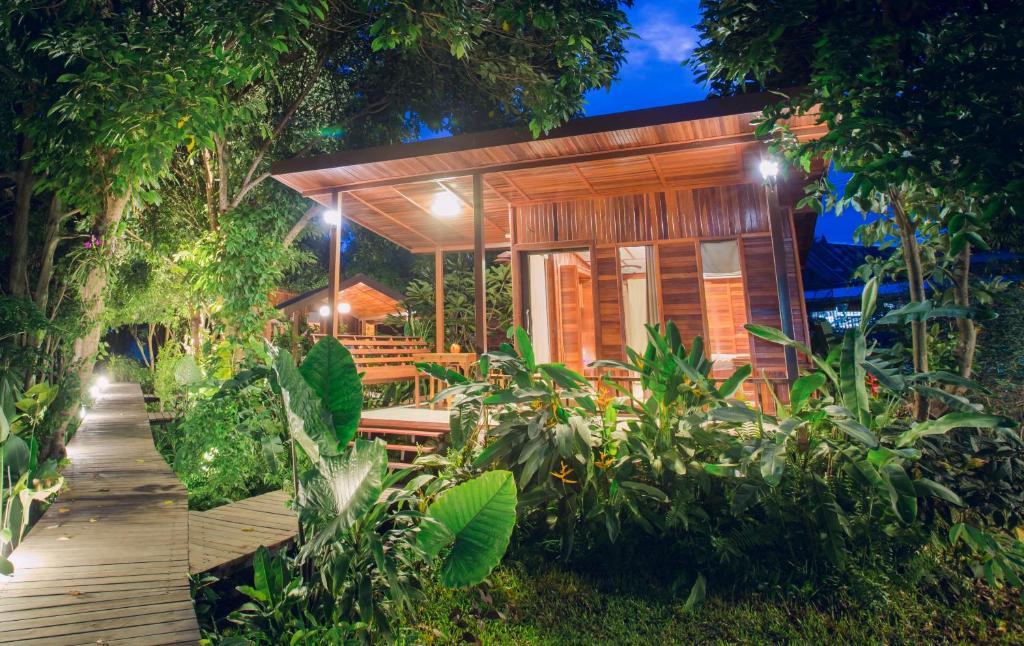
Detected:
[
  {"left": 318, "top": 304, "right": 330, "bottom": 317},
  {"left": 759, "top": 158, "right": 780, "bottom": 180},
  {"left": 322, "top": 208, "right": 341, "bottom": 226},
  {"left": 79, "top": 406, "right": 87, "bottom": 419},
  {"left": 96, "top": 375, "right": 110, "bottom": 389},
  {"left": 338, "top": 302, "right": 352, "bottom": 314},
  {"left": 430, "top": 192, "right": 461, "bottom": 218},
  {"left": 89, "top": 385, "right": 101, "bottom": 399}
]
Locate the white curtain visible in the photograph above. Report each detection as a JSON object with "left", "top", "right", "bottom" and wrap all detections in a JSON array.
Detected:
[{"left": 527, "top": 254, "right": 552, "bottom": 363}]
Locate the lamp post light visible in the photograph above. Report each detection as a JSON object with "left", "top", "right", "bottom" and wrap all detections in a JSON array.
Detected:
[{"left": 760, "top": 157, "right": 799, "bottom": 383}]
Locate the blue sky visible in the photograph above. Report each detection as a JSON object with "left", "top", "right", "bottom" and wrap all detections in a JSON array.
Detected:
[{"left": 579, "top": 1, "right": 871, "bottom": 244}]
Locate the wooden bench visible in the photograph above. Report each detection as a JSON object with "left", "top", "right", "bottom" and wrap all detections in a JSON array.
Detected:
[{"left": 314, "top": 334, "right": 432, "bottom": 405}]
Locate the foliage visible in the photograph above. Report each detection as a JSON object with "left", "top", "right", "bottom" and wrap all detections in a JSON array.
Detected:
[
  {"left": 216, "top": 336, "right": 520, "bottom": 640},
  {"left": 427, "top": 295, "right": 1024, "bottom": 597},
  {"left": 103, "top": 355, "right": 153, "bottom": 393},
  {"left": 391, "top": 254, "right": 514, "bottom": 352},
  {"left": 0, "top": 380, "right": 64, "bottom": 575},
  {"left": 168, "top": 381, "right": 285, "bottom": 510}
]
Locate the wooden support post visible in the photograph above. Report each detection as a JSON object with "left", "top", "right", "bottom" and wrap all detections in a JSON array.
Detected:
[
  {"left": 327, "top": 191, "right": 342, "bottom": 337},
  {"left": 765, "top": 182, "right": 798, "bottom": 382},
  {"left": 473, "top": 173, "right": 487, "bottom": 354},
  {"left": 435, "top": 248, "right": 444, "bottom": 352}
]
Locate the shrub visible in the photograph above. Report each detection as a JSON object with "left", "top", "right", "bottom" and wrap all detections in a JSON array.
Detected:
[
  {"left": 103, "top": 354, "right": 153, "bottom": 392},
  {"left": 169, "top": 382, "right": 285, "bottom": 509}
]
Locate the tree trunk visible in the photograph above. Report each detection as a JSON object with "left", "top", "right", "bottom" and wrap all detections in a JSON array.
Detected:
[
  {"left": 890, "top": 192, "right": 929, "bottom": 420},
  {"left": 953, "top": 243, "right": 976, "bottom": 379},
  {"left": 34, "top": 196, "right": 71, "bottom": 312},
  {"left": 9, "top": 136, "right": 35, "bottom": 298},
  {"left": 73, "top": 192, "right": 131, "bottom": 385}
]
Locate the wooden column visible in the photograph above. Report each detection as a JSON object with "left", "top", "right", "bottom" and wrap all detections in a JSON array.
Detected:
[
  {"left": 473, "top": 173, "right": 487, "bottom": 353},
  {"left": 327, "top": 191, "right": 342, "bottom": 337},
  {"left": 765, "top": 182, "right": 798, "bottom": 381},
  {"left": 435, "top": 248, "right": 445, "bottom": 352}
]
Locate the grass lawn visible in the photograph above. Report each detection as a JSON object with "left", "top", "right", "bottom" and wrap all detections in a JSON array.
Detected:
[{"left": 406, "top": 561, "right": 1024, "bottom": 645}]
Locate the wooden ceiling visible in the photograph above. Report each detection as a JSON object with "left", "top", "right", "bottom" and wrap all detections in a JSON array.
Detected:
[{"left": 271, "top": 94, "right": 825, "bottom": 253}]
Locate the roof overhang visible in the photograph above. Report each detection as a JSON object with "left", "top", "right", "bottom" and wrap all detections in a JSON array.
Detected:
[
  {"left": 276, "top": 274, "right": 404, "bottom": 321},
  {"left": 271, "top": 93, "right": 825, "bottom": 253}
]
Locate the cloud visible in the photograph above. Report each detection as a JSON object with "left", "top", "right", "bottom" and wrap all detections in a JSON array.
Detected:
[{"left": 627, "top": 5, "right": 699, "bottom": 69}]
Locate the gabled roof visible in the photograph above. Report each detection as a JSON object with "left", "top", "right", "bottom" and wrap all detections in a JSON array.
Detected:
[
  {"left": 270, "top": 93, "right": 825, "bottom": 253},
  {"left": 276, "top": 274, "right": 405, "bottom": 321}
]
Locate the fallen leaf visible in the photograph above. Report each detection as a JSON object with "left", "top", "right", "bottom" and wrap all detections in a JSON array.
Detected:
[
  {"left": 68, "top": 590, "right": 82, "bottom": 596},
  {"left": 136, "top": 459, "right": 145, "bottom": 464},
  {"left": 89, "top": 518, "right": 98, "bottom": 523},
  {"left": 241, "top": 527, "right": 255, "bottom": 533},
  {"left": 57, "top": 536, "right": 70, "bottom": 541},
  {"left": 161, "top": 500, "right": 175, "bottom": 506},
  {"left": 58, "top": 507, "right": 70, "bottom": 514}
]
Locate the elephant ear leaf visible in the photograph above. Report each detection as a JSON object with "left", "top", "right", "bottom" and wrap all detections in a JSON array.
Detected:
[
  {"left": 419, "top": 470, "right": 517, "bottom": 588},
  {"left": 273, "top": 348, "right": 338, "bottom": 462},
  {"left": 298, "top": 439, "right": 387, "bottom": 556},
  {"left": 300, "top": 336, "right": 363, "bottom": 447}
]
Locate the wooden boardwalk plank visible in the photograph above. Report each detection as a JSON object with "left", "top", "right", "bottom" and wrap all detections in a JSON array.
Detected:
[
  {"left": 0, "top": 383, "right": 200, "bottom": 645},
  {"left": 188, "top": 490, "right": 298, "bottom": 576}
]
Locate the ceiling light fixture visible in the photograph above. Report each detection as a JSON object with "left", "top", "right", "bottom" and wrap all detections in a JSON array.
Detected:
[
  {"left": 322, "top": 209, "right": 341, "bottom": 226},
  {"left": 338, "top": 302, "right": 352, "bottom": 314},
  {"left": 430, "top": 192, "right": 461, "bottom": 218}
]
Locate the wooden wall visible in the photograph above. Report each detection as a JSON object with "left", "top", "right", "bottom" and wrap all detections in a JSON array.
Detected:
[{"left": 512, "top": 182, "right": 811, "bottom": 390}]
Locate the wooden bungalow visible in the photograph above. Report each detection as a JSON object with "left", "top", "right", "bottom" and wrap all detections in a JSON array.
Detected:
[
  {"left": 275, "top": 273, "right": 405, "bottom": 336},
  {"left": 271, "top": 93, "right": 824, "bottom": 408}
]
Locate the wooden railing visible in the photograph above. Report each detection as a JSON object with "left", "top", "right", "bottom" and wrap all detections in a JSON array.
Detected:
[{"left": 313, "top": 334, "right": 432, "bottom": 405}]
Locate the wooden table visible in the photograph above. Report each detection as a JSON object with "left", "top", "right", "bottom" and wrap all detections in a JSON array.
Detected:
[{"left": 419, "top": 352, "right": 478, "bottom": 406}]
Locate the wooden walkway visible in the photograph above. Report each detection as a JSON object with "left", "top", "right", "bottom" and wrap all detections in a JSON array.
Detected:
[
  {"left": 0, "top": 383, "right": 200, "bottom": 645},
  {"left": 188, "top": 490, "right": 297, "bottom": 575}
]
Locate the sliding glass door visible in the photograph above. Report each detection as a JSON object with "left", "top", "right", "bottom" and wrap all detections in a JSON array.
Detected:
[{"left": 523, "top": 249, "right": 596, "bottom": 373}]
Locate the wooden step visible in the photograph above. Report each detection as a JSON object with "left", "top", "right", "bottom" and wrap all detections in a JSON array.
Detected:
[
  {"left": 349, "top": 441, "right": 436, "bottom": 453},
  {"left": 358, "top": 417, "right": 449, "bottom": 432},
  {"left": 359, "top": 427, "right": 447, "bottom": 439}
]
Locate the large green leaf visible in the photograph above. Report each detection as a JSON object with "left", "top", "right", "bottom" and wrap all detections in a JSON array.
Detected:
[
  {"left": 839, "top": 328, "right": 869, "bottom": 424},
  {"left": 298, "top": 439, "right": 387, "bottom": 554},
  {"left": 789, "top": 371, "right": 825, "bottom": 412},
  {"left": 881, "top": 463, "right": 918, "bottom": 523},
  {"left": 272, "top": 349, "right": 338, "bottom": 462},
  {"left": 419, "top": 470, "right": 517, "bottom": 588},
  {"left": 744, "top": 324, "right": 839, "bottom": 386},
  {"left": 300, "top": 336, "right": 363, "bottom": 447},
  {"left": 896, "top": 412, "right": 1013, "bottom": 448}
]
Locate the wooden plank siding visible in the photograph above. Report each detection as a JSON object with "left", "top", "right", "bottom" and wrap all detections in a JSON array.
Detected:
[
  {"left": 657, "top": 240, "right": 705, "bottom": 346},
  {"left": 593, "top": 246, "right": 624, "bottom": 361},
  {"left": 512, "top": 182, "right": 812, "bottom": 390}
]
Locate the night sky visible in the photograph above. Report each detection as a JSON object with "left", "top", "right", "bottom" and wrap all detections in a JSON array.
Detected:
[{"left": 581, "top": 2, "right": 876, "bottom": 244}]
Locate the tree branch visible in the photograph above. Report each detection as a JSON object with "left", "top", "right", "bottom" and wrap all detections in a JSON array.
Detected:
[
  {"left": 283, "top": 205, "right": 320, "bottom": 248},
  {"left": 231, "top": 52, "right": 328, "bottom": 210}
]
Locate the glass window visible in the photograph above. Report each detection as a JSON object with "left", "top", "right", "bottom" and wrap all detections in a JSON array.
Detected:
[
  {"left": 618, "top": 246, "right": 658, "bottom": 353},
  {"left": 699, "top": 240, "right": 751, "bottom": 377},
  {"left": 524, "top": 250, "right": 595, "bottom": 372}
]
